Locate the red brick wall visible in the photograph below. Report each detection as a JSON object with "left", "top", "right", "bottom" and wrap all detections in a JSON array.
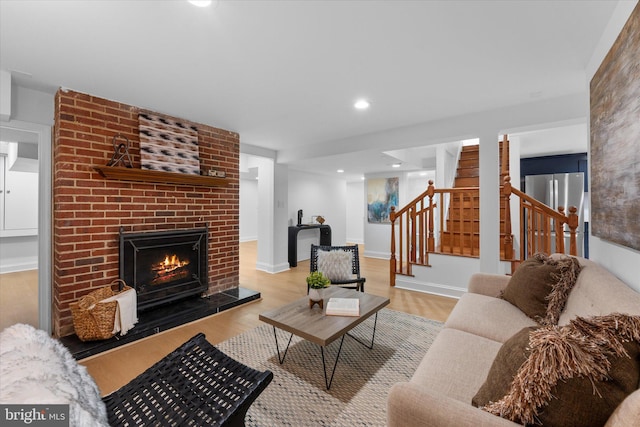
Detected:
[{"left": 52, "top": 89, "right": 239, "bottom": 337}]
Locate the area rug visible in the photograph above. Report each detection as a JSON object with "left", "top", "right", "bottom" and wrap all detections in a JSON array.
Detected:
[{"left": 216, "top": 309, "right": 443, "bottom": 426}]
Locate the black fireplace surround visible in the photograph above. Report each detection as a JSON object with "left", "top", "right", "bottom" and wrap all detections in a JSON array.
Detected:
[{"left": 120, "top": 227, "right": 209, "bottom": 311}]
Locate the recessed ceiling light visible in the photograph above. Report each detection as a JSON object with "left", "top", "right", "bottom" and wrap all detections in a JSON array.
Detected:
[
  {"left": 354, "top": 99, "right": 370, "bottom": 110},
  {"left": 337, "top": 169, "right": 344, "bottom": 173},
  {"left": 392, "top": 163, "right": 401, "bottom": 168},
  {"left": 188, "top": 0, "right": 212, "bottom": 7}
]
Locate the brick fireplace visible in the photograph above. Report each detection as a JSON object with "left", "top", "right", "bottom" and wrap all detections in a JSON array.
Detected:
[{"left": 53, "top": 89, "right": 240, "bottom": 338}]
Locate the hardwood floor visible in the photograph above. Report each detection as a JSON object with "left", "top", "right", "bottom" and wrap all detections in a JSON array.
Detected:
[
  {"left": 2, "top": 242, "right": 458, "bottom": 397},
  {"left": 0, "top": 269, "right": 38, "bottom": 331}
]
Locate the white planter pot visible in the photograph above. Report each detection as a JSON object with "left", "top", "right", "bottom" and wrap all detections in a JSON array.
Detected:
[{"left": 308, "top": 288, "right": 323, "bottom": 302}]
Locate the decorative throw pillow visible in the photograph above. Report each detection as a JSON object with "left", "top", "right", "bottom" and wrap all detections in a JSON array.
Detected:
[
  {"left": 317, "top": 250, "right": 352, "bottom": 282},
  {"left": 502, "top": 253, "right": 582, "bottom": 325},
  {"left": 472, "top": 314, "right": 640, "bottom": 426},
  {"left": 472, "top": 326, "right": 538, "bottom": 410}
]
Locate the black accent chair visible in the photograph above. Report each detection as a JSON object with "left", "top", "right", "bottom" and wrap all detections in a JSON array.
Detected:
[
  {"left": 102, "top": 333, "right": 273, "bottom": 427},
  {"left": 309, "top": 244, "right": 366, "bottom": 293}
]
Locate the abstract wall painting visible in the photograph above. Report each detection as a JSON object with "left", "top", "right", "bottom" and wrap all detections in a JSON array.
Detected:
[
  {"left": 590, "top": 3, "right": 640, "bottom": 251},
  {"left": 367, "top": 177, "right": 399, "bottom": 223},
  {"left": 139, "top": 113, "right": 200, "bottom": 175}
]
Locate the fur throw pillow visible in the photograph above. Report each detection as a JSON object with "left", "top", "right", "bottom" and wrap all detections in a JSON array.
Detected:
[
  {"left": 473, "top": 314, "right": 640, "bottom": 426},
  {"left": 317, "top": 250, "right": 353, "bottom": 282},
  {"left": 502, "top": 253, "right": 582, "bottom": 325}
]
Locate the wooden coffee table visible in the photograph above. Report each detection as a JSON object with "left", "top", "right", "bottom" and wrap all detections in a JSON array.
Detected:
[{"left": 259, "top": 287, "right": 390, "bottom": 389}]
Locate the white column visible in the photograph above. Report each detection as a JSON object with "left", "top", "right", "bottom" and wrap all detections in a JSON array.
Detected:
[
  {"left": 508, "top": 135, "right": 522, "bottom": 258},
  {"left": 478, "top": 130, "right": 501, "bottom": 273},
  {"left": 272, "top": 163, "right": 290, "bottom": 272},
  {"left": 256, "top": 157, "right": 274, "bottom": 272},
  {"left": 255, "top": 157, "right": 290, "bottom": 273}
]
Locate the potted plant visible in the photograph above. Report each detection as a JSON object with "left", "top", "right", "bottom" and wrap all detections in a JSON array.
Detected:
[{"left": 306, "top": 271, "right": 330, "bottom": 305}]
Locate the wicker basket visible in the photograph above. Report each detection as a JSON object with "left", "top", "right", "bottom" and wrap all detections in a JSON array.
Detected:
[{"left": 70, "top": 279, "right": 132, "bottom": 342}]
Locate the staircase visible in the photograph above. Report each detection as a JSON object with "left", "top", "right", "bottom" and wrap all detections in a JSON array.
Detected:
[
  {"left": 389, "top": 136, "right": 580, "bottom": 290},
  {"left": 438, "top": 139, "right": 510, "bottom": 257}
]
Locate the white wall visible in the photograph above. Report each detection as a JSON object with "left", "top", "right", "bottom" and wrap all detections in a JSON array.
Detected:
[
  {"left": 585, "top": 1, "right": 639, "bottom": 292},
  {"left": 346, "top": 181, "right": 365, "bottom": 244},
  {"left": 10, "top": 85, "right": 54, "bottom": 124},
  {"left": 288, "top": 169, "right": 347, "bottom": 261},
  {"left": 239, "top": 178, "right": 258, "bottom": 241},
  {"left": 364, "top": 172, "right": 405, "bottom": 259},
  {"left": 408, "top": 172, "right": 435, "bottom": 201},
  {"left": 363, "top": 170, "right": 437, "bottom": 259},
  {"left": 0, "top": 84, "right": 53, "bottom": 274},
  {"left": 0, "top": 237, "right": 38, "bottom": 273}
]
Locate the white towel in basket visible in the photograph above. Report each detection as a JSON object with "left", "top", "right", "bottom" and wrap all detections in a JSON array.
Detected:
[{"left": 102, "top": 288, "right": 138, "bottom": 335}]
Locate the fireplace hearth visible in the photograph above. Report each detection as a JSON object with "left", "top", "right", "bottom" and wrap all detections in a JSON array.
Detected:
[
  {"left": 120, "top": 227, "right": 208, "bottom": 311},
  {"left": 60, "top": 227, "right": 262, "bottom": 359},
  {"left": 61, "top": 287, "right": 260, "bottom": 359}
]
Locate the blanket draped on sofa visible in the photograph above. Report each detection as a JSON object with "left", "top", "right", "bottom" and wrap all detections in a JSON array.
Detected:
[{"left": 0, "top": 324, "right": 108, "bottom": 426}]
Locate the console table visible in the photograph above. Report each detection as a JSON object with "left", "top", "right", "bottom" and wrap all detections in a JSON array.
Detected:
[{"left": 288, "top": 224, "right": 331, "bottom": 267}]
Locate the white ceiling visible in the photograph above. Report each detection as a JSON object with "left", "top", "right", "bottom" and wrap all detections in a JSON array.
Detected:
[{"left": 0, "top": 0, "right": 617, "bottom": 181}]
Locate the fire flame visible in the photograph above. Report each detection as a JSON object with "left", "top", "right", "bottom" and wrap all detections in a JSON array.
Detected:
[
  {"left": 153, "top": 254, "right": 190, "bottom": 274},
  {"left": 149, "top": 253, "right": 190, "bottom": 286},
  {"left": 163, "top": 254, "right": 188, "bottom": 268}
]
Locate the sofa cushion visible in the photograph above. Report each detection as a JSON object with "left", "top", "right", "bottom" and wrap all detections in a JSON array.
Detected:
[
  {"left": 559, "top": 257, "right": 640, "bottom": 326},
  {"left": 317, "top": 249, "right": 352, "bottom": 281},
  {"left": 445, "top": 292, "right": 538, "bottom": 343},
  {"left": 388, "top": 383, "right": 521, "bottom": 427},
  {"left": 473, "top": 314, "right": 640, "bottom": 427},
  {"left": 412, "top": 328, "right": 503, "bottom": 404},
  {"left": 605, "top": 389, "right": 640, "bottom": 427},
  {"left": 502, "top": 253, "right": 581, "bottom": 325}
]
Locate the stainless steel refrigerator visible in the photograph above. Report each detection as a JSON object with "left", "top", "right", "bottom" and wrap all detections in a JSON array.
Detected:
[{"left": 524, "top": 172, "right": 585, "bottom": 256}]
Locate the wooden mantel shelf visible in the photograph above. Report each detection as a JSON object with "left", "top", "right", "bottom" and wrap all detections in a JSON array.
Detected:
[{"left": 93, "top": 166, "right": 228, "bottom": 187}]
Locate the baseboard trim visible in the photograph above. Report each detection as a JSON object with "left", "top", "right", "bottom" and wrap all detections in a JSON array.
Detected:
[
  {"left": 0, "top": 261, "right": 38, "bottom": 274},
  {"left": 255, "top": 261, "right": 290, "bottom": 274},
  {"left": 363, "top": 250, "right": 389, "bottom": 259},
  {"left": 395, "top": 278, "right": 464, "bottom": 299}
]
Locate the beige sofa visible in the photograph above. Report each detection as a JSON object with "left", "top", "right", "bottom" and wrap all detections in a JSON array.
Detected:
[{"left": 387, "top": 257, "right": 640, "bottom": 426}]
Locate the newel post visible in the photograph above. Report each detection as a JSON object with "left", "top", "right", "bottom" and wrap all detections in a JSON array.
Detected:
[
  {"left": 389, "top": 206, "right": 397, "bottom": 287},
  {"left": 427, "top": 180, "right": 435, "bottom": 252},
  {"left": 500, "top": 134, "right": 509, "bottom": 178},
  {"left": 567, "top": 206, "right": 579, "bottom": 256},
  {"left": 502, "top": 176, "right": 514, "bottom": 260}
]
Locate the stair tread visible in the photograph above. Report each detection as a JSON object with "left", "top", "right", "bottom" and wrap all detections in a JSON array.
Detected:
[{"left": 391, "top": 139, "right": 512, "bottom": 281}]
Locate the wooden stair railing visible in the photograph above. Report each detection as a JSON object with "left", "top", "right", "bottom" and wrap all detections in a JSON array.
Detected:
[
  {"left": 390, "top": 175, "right": 579, "bottom": 287},
  {"left": 502, "top": 176, "right": 579, "bottom": 263},
  {"left": 389, "top": 184, "right": 436, "bottom": 286},
  {"left": 389, "top": 181, "right": 480, "bottom": 285}
]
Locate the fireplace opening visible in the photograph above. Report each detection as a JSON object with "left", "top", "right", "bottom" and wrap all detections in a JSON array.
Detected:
[{"left": 120, "top": 227, "right": 208, "bottom": 311}]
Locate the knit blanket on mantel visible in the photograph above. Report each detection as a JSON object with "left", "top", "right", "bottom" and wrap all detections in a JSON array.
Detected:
[{"left": 0, "top": 324, "right": 108, "bottom": 426}]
